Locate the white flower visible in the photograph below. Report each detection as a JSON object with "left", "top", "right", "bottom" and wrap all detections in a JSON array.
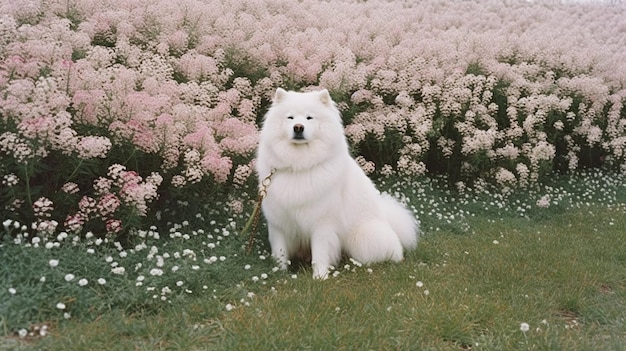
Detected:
[
  {"left": 225, "top": 303, "right": 234, "bottom": 311},
  {"left": 150, "top": 268, "right": 163, "bottom": 276},
  {"left": 18, "top": 329, "right": 27, "bottom": 338},
  {"left": 78, "top": 278, "right": 88, "bottom": 286},
  {"left": 537, "top": 195, "right": 551, "bottom": 208},
  {"left": 111, "top": 267, "right": 125, "bottom": 275},
  {"left": 8, "top": 287, "right": 16, "bottom": 295},
  {"left": 56, "top": 302, "right": 66, "bottom": 310},
  {"left": 64, "top": 274, "right": 75, "bottom": 282},
  {"left": 49, "top": 259, "right": 59, "bottom": 267},
  {"left": 520, "top": 322, "right": 530, "bottom": 332},
  {"left": 97, "top": 278, "right": 107, "bottom": 285}
]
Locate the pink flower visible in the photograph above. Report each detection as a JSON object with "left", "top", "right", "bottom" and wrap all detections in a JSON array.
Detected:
[
  {"left": 200, "top": 152, "right": 232, "bottom": 183},
  {"left": 106, "top": 219, "right": 123, "bottom": 234},
  {"left": 78, "top": 196, "right": 97, "bottom": 216},
  {"left": 33, "top": 197, "right": 54, "bottom": 218},
  {"left": 76, "top": 136, "right": 111, "bottom": 159},
  {"left": 97, "top": 193, "right": 121, "bottom": 217},
  {"left": 64, "top": 213, "right": 85, "bottom": 233}
]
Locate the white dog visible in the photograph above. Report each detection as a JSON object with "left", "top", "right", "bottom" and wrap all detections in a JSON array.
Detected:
[{"left": 256, "top": 88, "right": 419, "bottom": 279}]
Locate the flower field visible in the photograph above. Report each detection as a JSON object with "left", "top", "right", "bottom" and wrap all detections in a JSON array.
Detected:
[
  {"left": 1, "top": 0, "right": 626, "bottom": 344},
  {"left": 1, "top": 0, "right": 625, "bottom": 238}
]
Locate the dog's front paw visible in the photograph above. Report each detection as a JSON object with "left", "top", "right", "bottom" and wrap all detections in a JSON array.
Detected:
[{"left": 312, "top": 263, "right": 329, "bottom": 280}]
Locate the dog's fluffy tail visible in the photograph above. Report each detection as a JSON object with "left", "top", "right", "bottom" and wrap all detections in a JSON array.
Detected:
[{"left": 380, "top": 194, "right": 419, "bottom": 250}]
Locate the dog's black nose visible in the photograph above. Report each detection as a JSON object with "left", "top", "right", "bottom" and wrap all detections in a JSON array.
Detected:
[{"left": 293, "top": 124, "right": 305, "bottom": 140}]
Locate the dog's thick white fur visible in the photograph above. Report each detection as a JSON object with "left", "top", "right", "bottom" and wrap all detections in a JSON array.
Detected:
[{"left": 256, "top": 88, "right": 419, "bottom": 279}]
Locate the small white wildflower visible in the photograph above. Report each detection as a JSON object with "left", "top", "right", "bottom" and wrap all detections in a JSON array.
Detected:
[
  {"left": 111, "top": 267, "right": 125, "bottom": 275},
  {"left": 18, "top": 329, "right": 27, "bottom": 338},
  {"left": 520, "top": 322, "right": 530, "bottom": 332},
  {"left": 8, "top": 287, "right": 16, "bottom": 295},
  {"left": 225, "top": 303, "right": 234, "bottom": 311},
  {"left": 416, "top": 281, "right": 424, "bottom": 288},
  {"left": 423, "top": 289, "right": 430, "bottom": 296},
  {"left": 492, "top": 240, "right": 499, "bottom": 245},
  {"left": 176, "top": 281, "right": 184, "bottom": 287},
  {"left": 78, "top": 278, "right": 88, "bottom": 286},
  {"left": 97, "top": 278, "right": 106, "bottom": 285},
  {"left": 149, "top": 268, "right": 163, "bottom": 276},
  {"left": 56, "top": 302, "right": 66, "bottom": 310},
  {"left": 49, "top": 259, "right": 59, "bottom": 267},
  {"left": 244, "top": 264, "right": 251, "bottom": 270},
  {"left": 64, "top": 274, "right": 75, "bottom": 282},
  {"left": 64, "top": 312, "right": 71, "bottom": 319}
]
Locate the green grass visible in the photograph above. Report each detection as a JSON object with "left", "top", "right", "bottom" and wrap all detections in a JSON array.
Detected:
[{"left": 2, "top": 170, "right": 625, "bottom": 350}]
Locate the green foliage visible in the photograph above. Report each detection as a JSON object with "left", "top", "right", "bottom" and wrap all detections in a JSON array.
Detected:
[{"left": 1, "top": 170, "right": 625, "bottom": 350}]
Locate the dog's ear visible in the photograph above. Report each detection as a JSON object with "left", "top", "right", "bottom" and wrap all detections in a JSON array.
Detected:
[
  {"left": 274, "top": 88, "right": 287, "bottom": 103},
  {"left": 319, "top": 89, "right": 332, "bottom": 106}
]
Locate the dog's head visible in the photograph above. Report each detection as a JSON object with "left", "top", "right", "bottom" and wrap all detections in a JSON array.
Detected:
[
  {"left": 258, "top": 88, "right": 347, "bottom": 171},
  {"left": 264, "top": 88, "right": 341, "bottom": 145}
]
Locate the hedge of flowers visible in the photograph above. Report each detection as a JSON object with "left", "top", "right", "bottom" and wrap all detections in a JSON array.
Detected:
[{"left": 1, "top": 0, "right": 625, "bottom": 238}]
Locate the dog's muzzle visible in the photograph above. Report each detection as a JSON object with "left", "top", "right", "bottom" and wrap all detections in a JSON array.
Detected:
[{"left": 293, "top": 124, "right": 305, "bottom": 140}]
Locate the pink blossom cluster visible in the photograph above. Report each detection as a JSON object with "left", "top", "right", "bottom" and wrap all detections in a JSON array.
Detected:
[
  {"left": 64, "top": 164, "right": 162, "bottom": 234},
  {"left": 1, "top": 0, "right": 626, "bottom": 237}
]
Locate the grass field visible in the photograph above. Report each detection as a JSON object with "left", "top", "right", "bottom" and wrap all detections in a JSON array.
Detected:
[{"left": 2, "top": 171, "right": 625, "bottom": 350}]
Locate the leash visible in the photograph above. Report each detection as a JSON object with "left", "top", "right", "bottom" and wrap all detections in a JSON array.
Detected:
[{"left": 242, "top": 168, "right": 275, "bottom": 253}]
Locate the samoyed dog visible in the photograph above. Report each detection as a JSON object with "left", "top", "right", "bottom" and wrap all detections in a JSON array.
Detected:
[{"left": 256, "top": 88, "right": 419, "bottom": 279}]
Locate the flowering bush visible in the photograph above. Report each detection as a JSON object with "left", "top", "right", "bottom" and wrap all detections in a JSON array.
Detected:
[{"left": 1, "top": 0, "right": 625, "bottom": 238}]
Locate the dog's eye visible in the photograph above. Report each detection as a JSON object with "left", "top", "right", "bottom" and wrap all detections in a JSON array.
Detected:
[
  {"left": 287, "top": 116, "right": 294, "bottom": 120},
  {"left": 306, "top": 116, "right": 313, "bottom": 120}
]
